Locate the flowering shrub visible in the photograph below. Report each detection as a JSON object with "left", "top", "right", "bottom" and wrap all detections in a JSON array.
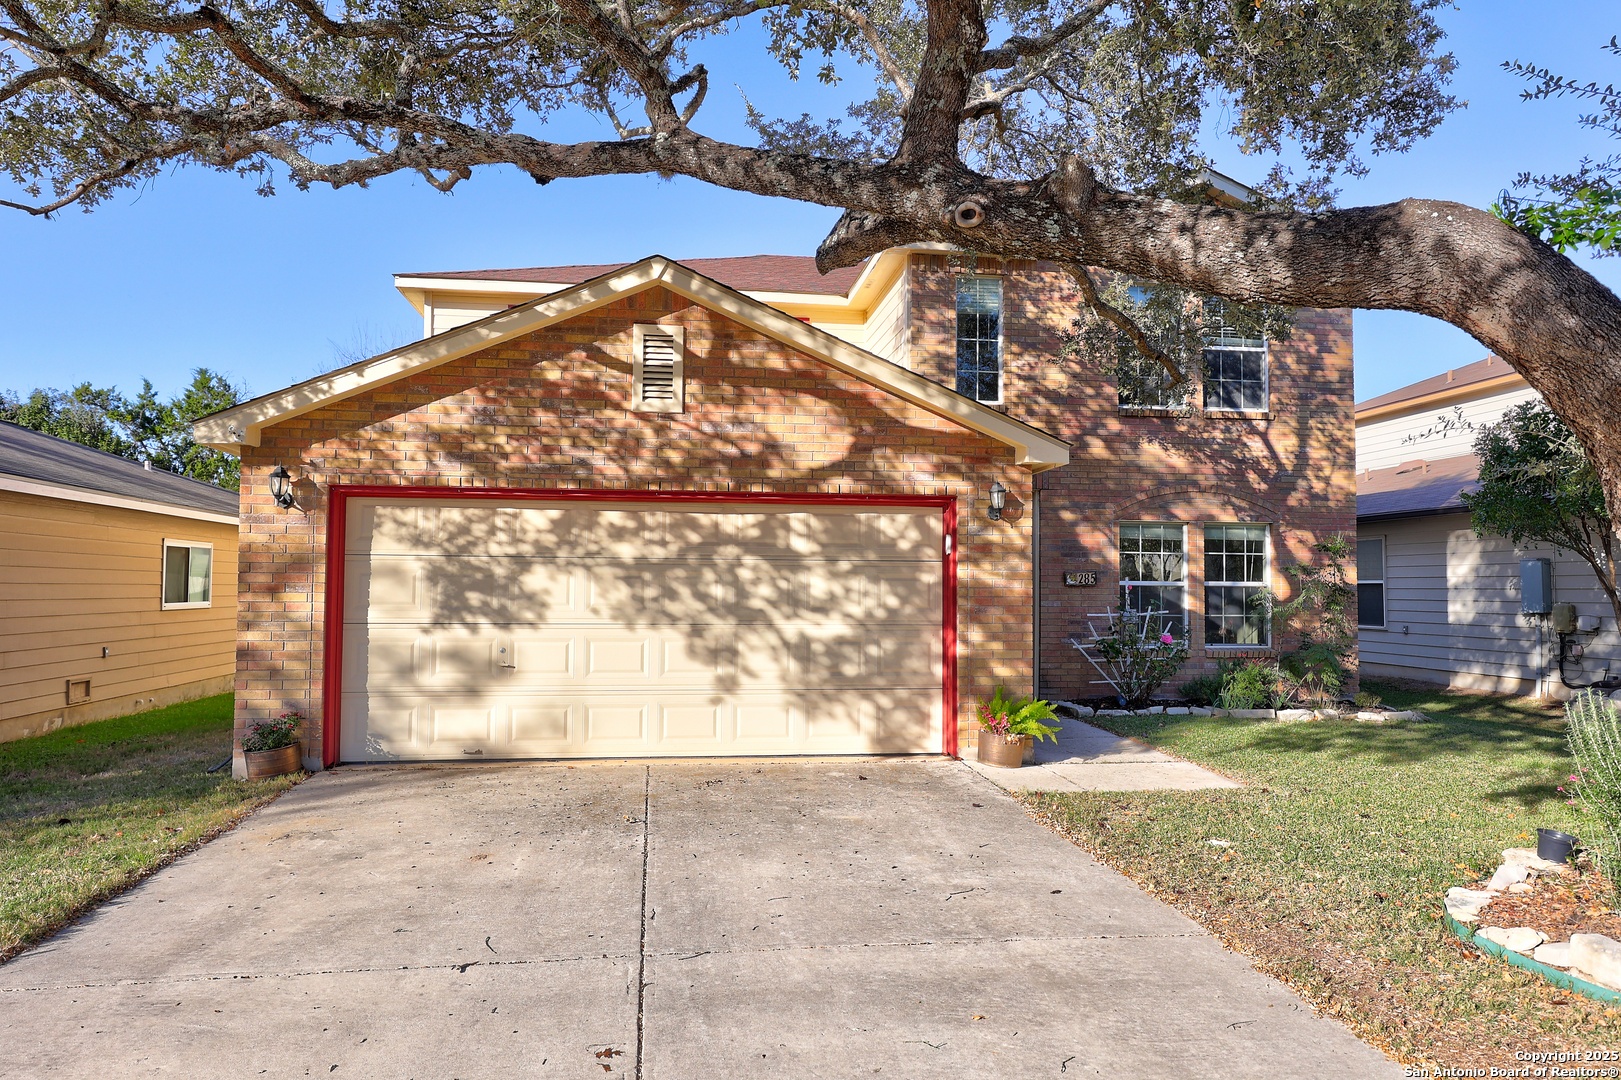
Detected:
[
  {"left": 1087, "top": 607, "right": 1191, "bottom": 708},
  {"left": 243, "top": 711, "right": 303, "bottom": 753}
]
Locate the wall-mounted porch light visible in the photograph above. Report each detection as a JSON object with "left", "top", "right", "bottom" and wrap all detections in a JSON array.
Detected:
[
  {"left": 987, "top": 480, "right": 1008, "bottom": 521},
  {"left": 268, "top": 465, "right": 297, "bottom": 510}
]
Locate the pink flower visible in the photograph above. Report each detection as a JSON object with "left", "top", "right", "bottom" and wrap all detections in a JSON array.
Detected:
[
  {"left": 1160, "top": 632, "right": 1175, "bottom": 645},
  {"left": 1570, "top": 774, "right": 1581, "bottom": 782}
]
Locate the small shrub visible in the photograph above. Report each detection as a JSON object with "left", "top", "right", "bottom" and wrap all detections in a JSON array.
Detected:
[
  {"left": 977, "top": 686, "right": 1061, "bottom": 743},
  {"left": 243, "top": 711, "right": 303, "bottom": 753},
  {"left": 1218, "top": 660, "right": 1284, "bottom": 711},
  {"left": 1353, "top": 689, "right": 1383, "bottom": 710},
  {"left": 1565, "top": 690, "right": 1621, "bottom": 885},
  {"left": 1179, "top": 672, "right": 1225, "bottom": 707},
  {"left": 1278, "top": 641, "right": 1345, "bottom": 707}
]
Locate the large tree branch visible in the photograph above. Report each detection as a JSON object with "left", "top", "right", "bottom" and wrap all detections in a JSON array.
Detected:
[{"left": 894, "top": 0, "right": 987, "bottom": 162}]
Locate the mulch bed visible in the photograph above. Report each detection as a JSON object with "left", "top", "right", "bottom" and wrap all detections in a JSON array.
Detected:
[{"left": 1475, "top": 863, "right": 1621, "bottom": 943}]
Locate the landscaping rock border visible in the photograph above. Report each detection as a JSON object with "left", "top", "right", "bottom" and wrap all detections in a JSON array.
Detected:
[
  {"left": 1050, "top": 701, "right": 1424, "bottom": 723},
  {"left": 1442, "top": 915, "right": 1621, "bottom": 1006}
]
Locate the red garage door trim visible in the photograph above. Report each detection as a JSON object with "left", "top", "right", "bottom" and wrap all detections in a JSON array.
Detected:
[{"left": 319, "top": 485, "right": 960, "bottom": 767}]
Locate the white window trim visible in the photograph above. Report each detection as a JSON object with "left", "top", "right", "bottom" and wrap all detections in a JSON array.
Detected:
[
  {"left": 630, "top": 323, "right": 686, "bottom": 413},
  {"left": 161, "top": 539, "right": 214, "bottom": 610},
  {"left": 1202, "top": 336, "right": 1270, "bottom": 415},
  {"left": 1204, "top": 522, "right": 1272, "bottom": 648},
  {"left": 1119, "top": 521, "right": 1188, "bottom": 631},
  {"left": 1358, "top": 534, "right": 1388, "bottom": 629},
  {"left": 955, "top": 274, "right": 1005, "bottom": 405}
]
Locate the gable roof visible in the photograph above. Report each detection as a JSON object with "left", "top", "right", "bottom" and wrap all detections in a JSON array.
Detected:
[
  {"left": 1356, "top": 455, "right": 1480, "bottom": 521},
  {"left": 406, "top": 255, "right": 869, "bottom": 297},
  {"left": 195, "top": 255, "right": 1069, "bottom": 471},
  {"left": 0, "top": 421, "right": 238, "bottom": 523},
  {"left": 1355, "top": 356, "right": 1524, "bottom": 420}
]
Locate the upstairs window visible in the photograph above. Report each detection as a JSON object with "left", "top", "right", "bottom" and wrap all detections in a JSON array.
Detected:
[
  {"left": 162, "top": 540, "right": 213, "bottom": 609},
  {"left": 1119, "top": 523, "right": 1186, "bottom": 635},
  {"left": 1202, "top": 299, "right": 1268, "bottom": 412},
  {"left": 1205, "top": 524, "right": 1269, "bottom": 646},
  {"left": 1118, "top": 352, "right": 1181, "bottom": 410},
  {"left": 1116, "top": 285, "right": 1186, "bottom": 411},
  {"left": 955, "top": 276, "right": 1002, "bottom": 403}
]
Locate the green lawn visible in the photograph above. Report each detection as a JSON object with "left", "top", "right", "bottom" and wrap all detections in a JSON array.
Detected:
[
  {"left": 0, "top": 693, "right": 300, "bottom": 960},
  {"left": 1026, "top": 679, "right": 1621, "bottom": 1070}
]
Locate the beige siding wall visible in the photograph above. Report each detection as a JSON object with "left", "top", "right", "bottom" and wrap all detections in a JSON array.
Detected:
[
  {"left": 1355, "top": 384, "right": 1538, "bottom": 471},
  {"left": 0, "top": 491, "right": 239, "bottom": 741},
  {"left": 1359, "top": 512, "right": 1620, "bottom": 697},
  {"left": 427, "top": 294, "right": 513, "bottom": 337},
  {"left": 863, "top": 267, "right": 911, "bottom": 366}
]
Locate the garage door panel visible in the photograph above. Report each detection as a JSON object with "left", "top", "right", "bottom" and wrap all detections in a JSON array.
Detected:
[
  {"left": 510, "top": 704, "right": 573, "bottom": 745},
  {"left": 341, "top": 499, "right": 946, "bottom": 760}
]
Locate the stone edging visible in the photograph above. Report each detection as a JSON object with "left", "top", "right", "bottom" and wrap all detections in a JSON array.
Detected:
[{"left": 1441, "top": 914, "right": 1621, "bottom": 1005}]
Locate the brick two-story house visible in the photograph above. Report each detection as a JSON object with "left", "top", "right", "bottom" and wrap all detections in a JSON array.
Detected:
[{"left": 197, "top": 247, "right": 1353, "bottom": 775}]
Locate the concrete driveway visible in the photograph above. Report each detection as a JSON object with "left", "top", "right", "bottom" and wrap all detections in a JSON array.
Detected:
[{"left": 0, "top": 760, "right": 1399, "bottom": 1079}]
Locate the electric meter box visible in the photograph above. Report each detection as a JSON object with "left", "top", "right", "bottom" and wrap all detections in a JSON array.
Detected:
[
  {"left": 1552, "top": 603, "right": 1578, "bottom": 633},
  {"left": 1521, "top": 558, "right": 1553, "bottom": 616}
]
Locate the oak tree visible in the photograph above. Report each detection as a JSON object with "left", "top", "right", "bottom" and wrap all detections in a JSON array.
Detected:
[{"left": 3, "top": 0, "right": 1620, "bottom": 520}]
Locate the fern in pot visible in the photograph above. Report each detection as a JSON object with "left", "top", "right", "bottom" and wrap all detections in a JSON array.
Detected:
[
  {"left": 975, "top": 686, "right": 1062, "bottom": 769},
  {"left": 242, "top": 711, "right": 305, "bottom": 779}
]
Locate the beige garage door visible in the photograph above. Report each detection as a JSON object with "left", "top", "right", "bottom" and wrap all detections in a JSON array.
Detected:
[{"left": 338, "top": 499, "right": 944, "bottom": 761}]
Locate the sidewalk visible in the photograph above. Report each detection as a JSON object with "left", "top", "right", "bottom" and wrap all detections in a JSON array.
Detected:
[{"left": 963, "top": 717, "right": 1242, "bottom": 792}]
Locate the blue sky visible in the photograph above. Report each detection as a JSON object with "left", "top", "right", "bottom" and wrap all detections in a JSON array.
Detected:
[{"left": 0, "top": 3, "right": 1615, "bottom": 405}]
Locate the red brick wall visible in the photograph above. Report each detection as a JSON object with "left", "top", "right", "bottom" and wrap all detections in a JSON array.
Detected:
[
  {"left": 904, "top": 254, "right": 1358, "bottom": 702},
  {"left": 235, "top": 286, "right": 1034, "bottom": 765}
]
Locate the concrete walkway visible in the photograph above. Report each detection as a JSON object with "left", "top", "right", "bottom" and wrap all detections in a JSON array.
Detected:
[
  {"left": 0, "top": 760, "right": 1391, "bottom": 1079},
  {"left": 965, "top": 718, "right": 1242, "bottom": 792}
]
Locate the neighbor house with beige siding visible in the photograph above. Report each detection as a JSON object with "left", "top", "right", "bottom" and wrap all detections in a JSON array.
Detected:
[
  {"left": 0, "top": 421, "right": 239, "bottom": 741},
  {"left": 1355, "top": 358, "right": 1619, "bottom": 697}
]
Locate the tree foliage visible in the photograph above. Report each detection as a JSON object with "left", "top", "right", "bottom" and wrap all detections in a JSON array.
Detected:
[
  {"left": 6, "top": 0, "right": 1621, "bottom": 542},
  {"left": 0, "top": 369, "right": 244, "bottom": 489},
  {"left": 1464, "top": 400, "right": 1621, "bottom": 628},
  {"left": 1496, "top": 35, "right": 1621, "bottom": 256},
  {"left": 0, "top": 0, "right": 1457, "bottom": 215}
]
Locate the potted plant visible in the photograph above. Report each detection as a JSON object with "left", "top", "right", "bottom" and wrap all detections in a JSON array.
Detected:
[
  {"left": 242, "top": 711, "right": 305, "bottom": 779},
  {"left": 975, "top": 687, "right": 1062, "bottom": 769}
]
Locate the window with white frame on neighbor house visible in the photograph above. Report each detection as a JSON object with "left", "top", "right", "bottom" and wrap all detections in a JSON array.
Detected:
[
  {"left": 1119, "top": 523, "right": 1186, "bottom": 634},
  {"left": 161, "top": 540, "right": 213, "bottom": 609},
  {"left": 1357, "top": 537, "right": 1386, "bottom": 628},
  {"left": 1205, "top": 524, "right": 1270, "bottom": 646},
  {"left": 955, "top": 275, "right": 1002, "bottom": 403},
  {"left": 1202, "top": 299, "right": 1268, "bottom": 412}
]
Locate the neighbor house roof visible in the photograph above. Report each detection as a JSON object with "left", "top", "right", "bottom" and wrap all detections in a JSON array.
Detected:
[
  {"left": 0, "top": 421, "right": 238, "bottom": 523},
  {"left": 1356, "top": 454, "right": 1480, "bottom": 521},
  {"left": 406, "top": 255, "right": 869, "bottom": 297},
  {"left": 196, "top": 255, "right": 1070, "bottom": 471},
  {"left": 1355, "top": 356, "right": 1525, "bottom": 421}
]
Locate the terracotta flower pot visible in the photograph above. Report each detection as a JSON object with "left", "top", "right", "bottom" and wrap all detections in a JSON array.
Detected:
[
  {"left": 243, "top": 742, "right": 302, "bottom": 779},
  {"left": 976, "top": 732, "right": 1030, "bottom": 769}
]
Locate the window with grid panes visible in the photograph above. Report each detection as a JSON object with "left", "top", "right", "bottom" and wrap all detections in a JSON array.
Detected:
[
  {"left": 1119, "top": 523, "right": 1186, "bottom": 634},
  {"left": 1204, "top": 524, "right": 1269, "bottom": 645},
  {"left": 1202, "top": 299, "right": 1267, "bottom": 412},
  {"left": 955, "top": 276, "right": 1002, "bottom": 402}
]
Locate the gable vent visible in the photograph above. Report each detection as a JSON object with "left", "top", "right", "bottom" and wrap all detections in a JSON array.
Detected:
[{"left": 631, "top": 323, "right": 685, "bottom": 413}]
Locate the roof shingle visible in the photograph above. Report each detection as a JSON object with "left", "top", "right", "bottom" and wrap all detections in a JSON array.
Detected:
[
  {"left": 1356, "top": 454, "right": 1480, "bottom": 520},
  {"left": 0, "top": 421, "right": 238, "bottom": 517},
  {"left": 404, "top": 254, "right": 868, "bottom": 297}
]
